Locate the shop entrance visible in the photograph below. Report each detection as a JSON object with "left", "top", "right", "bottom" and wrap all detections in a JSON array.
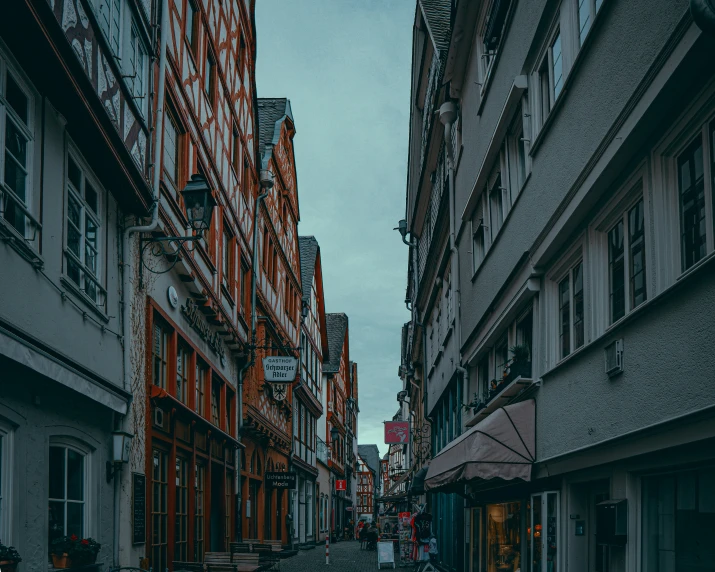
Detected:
[
  {"left": 210, "top": 464, "right": 225, "bottom": 551},
  {"left": 567, "top": 479, "right": 609, "bottom": 572}
]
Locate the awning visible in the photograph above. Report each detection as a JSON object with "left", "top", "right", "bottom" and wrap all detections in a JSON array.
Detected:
[
  {"left": 409, "top": 465, "right": 429, "bottom": 496},
  {"left": 380, "top": 463, "right": 415, "bottom": 501},
  {"left": 424, "top": 399, "right": 535, "bottom": 492}
]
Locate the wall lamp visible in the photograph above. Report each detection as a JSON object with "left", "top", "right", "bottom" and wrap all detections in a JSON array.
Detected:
[
  {"left": 394, "top": 219, "right": 417, "bottom": 247},
  {"left": 106, "top": 430, "right": 133, "bottom": 482},
  {"left": 140, "top": 173, "right": 217, "bottom": 274}
]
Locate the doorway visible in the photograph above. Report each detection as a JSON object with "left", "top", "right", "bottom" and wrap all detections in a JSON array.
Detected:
[
  {"left": 210, "top": 465, "right": 225, "bottom": 551},
  {"left": 567, "top": 479, "right": 610, "bottom": 572}
]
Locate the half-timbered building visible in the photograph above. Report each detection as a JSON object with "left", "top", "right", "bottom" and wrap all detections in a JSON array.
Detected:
[
  {"left": 127, "top": 0, "right": 259, "bottom": 568},
  {"left": 237, "top": 97, "right": 301, "bottom": 545},
  {"left": 356, "top": 455, "right": 375, "bottom": 521},
  {"left": 294, "top": 235, "right": 327, "bottom": 545}
]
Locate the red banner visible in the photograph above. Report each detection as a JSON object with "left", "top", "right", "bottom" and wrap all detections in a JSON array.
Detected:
[
  {"left": 335, "top": 479, "right": 347, "bottom": 491},
  {"left": 384, "top": 421, "right": 410, "bottom": 444}
]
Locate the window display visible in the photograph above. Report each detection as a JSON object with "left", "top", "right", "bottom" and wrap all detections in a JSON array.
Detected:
[
  {"left": 486, "top": 502, "right": 521, "bottom": 572},
  {"left": 529, "top": 492, "right": 559, "bottom": 572}
]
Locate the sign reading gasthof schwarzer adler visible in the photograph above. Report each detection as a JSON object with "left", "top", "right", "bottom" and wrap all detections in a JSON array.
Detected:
[{"left": 262, "top": 356, "right": 298, "bottom": 382}]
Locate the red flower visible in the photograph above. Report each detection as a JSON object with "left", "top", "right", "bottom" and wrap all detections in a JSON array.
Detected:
[
  {"left": 70, "top": 535, "right": 78, "bottom": 541},
  {"left": 81, "top": 539, "right": 89, "bottom": 546}
]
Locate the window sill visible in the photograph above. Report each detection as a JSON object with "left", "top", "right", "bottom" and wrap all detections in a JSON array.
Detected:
[
  {"left": 59, "top": 276, "right": 110, "bottom": 323},
  {"left": 0, "top": 219, "right": 43, "bottom": 268}
]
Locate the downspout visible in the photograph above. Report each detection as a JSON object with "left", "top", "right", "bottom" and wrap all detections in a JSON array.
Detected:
[
  {"left": 691, "top": 0, "right": 715, "bottom": 36},
  {"left": 116, "top": 0, "right": 169, "bottom": 565}
]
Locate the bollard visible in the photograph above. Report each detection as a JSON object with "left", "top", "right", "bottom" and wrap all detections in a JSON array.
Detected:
[{"left": 326, "top": 533, "right": 330, "bottom": 564}]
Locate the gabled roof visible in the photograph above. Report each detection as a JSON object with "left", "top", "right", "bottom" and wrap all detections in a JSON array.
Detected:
[
  {"left": 324, "top": 313, "right": 348, "bottom": 373},
  {"left": 298, "top": 236, "right": 319, "bottom": 304},
  {"left": 358, "top": 444, "right": 381, "bottom": 476},
  {"left": 257, "top": 98, "right": 294, "bottom": 168}
]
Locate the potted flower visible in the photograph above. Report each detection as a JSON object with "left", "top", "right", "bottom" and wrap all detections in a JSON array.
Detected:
[
  {"left": 0, "top": 542, "right": 22, "bottom": 572},
  {"left": 50, "top": 535, "right": 101, "bottom": 568},
  {"left": 509, "top": 344, "right": 531, "bottom": 379}
]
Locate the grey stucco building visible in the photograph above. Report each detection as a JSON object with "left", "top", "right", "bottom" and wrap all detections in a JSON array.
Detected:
[
  {"left": 0, "top": 0, "right": 153, "bottom": 568},
  {"left": 403, "top": 0, "right": 715, "bottom": 571}
]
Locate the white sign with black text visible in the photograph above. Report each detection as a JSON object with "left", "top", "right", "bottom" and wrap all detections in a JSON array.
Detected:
[{"left": 262, "top": 356, "right": 298, "bottom": 382}]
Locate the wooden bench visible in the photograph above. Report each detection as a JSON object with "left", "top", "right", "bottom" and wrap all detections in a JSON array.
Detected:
[
  {"left": 173, "top": 562, "right": 205, "bottom": 572},
  {"left": 204, "top": 552, "right": 263, "bottom": 572}
]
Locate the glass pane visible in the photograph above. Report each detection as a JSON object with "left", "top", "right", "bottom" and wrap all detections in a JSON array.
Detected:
[
  {"left": 678, "top": 139, "right": 706, "bottom": 271},
  {"left": 85, "top": 280, "right": 98, "bottom": 304},
  {"left": 487, "top": 502, "right": 521, "bottom": 572},
  {"left": 49, "top": 447, "right": 66, "bottom": 499},
  {"left": 6, "top": 73, "right": 29, "bottom": 125},
  {"left": 49, "top": 501, "right": 65, "bottom": 541},
  {"left": 68, "top": 156, "right": 82, "bottom": 191},
  {"left": 552, "top": 33, "right": 563, "bottom": 99},
  {"left": 4, "top": 152, "right": 27, "bottom": 200},
  {"left": 85, "top": 216, "right": 98, "bottom": 272},
  {"left": 67, "top": 501, "right": 84, "bottom": 537},
  {"left": 85, "top": 181, "right": 98, "bottom": 213},
  {"left": 66, "top": 449, "right": 84, "bottom": 501},
  {"left": 578, "top": 0, "right": 591, "bottom": 45},
  {"left": 609, "top": 220, "right": 625, "bottom": 323},
  {"left": 547, "top": 493, "right": 558, "bottom": 572},
  {"left": 67, "top": 193, "right": 81, "bottom": 228},
  {"left": 532, "top": 495, "right": 543, "bottom": 572},
  {"left": 573, "top": 263, "right": 585, "bottom": 349},
  {"left": 67, "top": 256, "right": 81, "bottom": 286},
  {"left": 558, "top": 277, "right": 570, "bottom": 358},
  {"left": 629, "top": 200, "right": 647, "bottom": 309},
  {"left": 5, "top": 120, "right": 27, "bottom": 169}
]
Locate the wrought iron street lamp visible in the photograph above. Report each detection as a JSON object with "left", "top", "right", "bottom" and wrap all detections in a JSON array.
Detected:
[{"left": 140, "top": 173, "right": 217, "bottom": 274}]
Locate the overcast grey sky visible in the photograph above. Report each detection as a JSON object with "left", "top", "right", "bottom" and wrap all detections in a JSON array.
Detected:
[{"left": 255, "top": 1, "right": 414, "bottom": 458}]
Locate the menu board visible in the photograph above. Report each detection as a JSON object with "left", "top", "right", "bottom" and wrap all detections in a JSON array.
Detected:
[
  {"left": 377, "top": 541, "right": 395, "bottom": 568},
  {"left": 132, "top": 473, "right": 146, "bottom": 545}
]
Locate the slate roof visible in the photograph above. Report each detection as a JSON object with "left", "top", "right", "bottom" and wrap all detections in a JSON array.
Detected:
[
  {"left": 298, "top": 236, "right": 319, "bottom": 303},
  {"left": 419, "top": 0, "right": 452, "bottom": 60},
  {"left": 324, "top": 313, "right": 348, "bottom": 373},
  {"left": 257, "top": 98, "right": 294, "bottom": 167},
  {"left": 358, "top": 444, "right": 381, "bottom": 476}
]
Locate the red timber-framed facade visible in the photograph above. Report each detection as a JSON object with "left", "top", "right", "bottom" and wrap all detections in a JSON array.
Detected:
[
  {"left": 137, "top": 0, "right": 259, "bottom": 568},
  {"left": 238, "top": 98, "right": 302, "bottom": 545},
  {"left": 294, "top": 236, "right": 328, "bottom": 544},
  {"left": 356, "top": 455, "right": 374, "bottom": 519},
  {"left": 324, "top": 313, "right": 350, "bottom": 534}
]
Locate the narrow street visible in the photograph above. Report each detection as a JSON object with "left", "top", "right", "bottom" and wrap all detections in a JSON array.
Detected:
[{"left": 281, "top": 541, "right": 399, "bottom": 572}]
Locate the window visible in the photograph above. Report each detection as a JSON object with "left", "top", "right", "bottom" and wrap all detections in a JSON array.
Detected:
[
  {"left": 186, "top": 0, "right": 199, "bottom": 58},
  {"left": 489, "top": 174, "right": 504, "bottom": 240},
  {"left": 243, "top": 156, "right": 251, "bottom": 201},
  {"left": 558, "top": 260, "right": 585, "bottom": 359},
  {"left": 238, "top": 33, "right": 246, "bottom": 74},
  {"left": 163, "top": 110, "right": 180, "bottom": 187},
  {"left": 232, "top": 128, "right": 240, "bottom": 175},
  {"left": 128, "top": 26, "right": 148, "bottom": 115},
  {"left": 507, "top": 105, "right": 528, "bottom": 193},
  {"left": 1, "top": 66, "right": 35, "bottom": 238},
  {"left": 0, "top": 427, "right": 8, "bottom": 541},
  {"left": 176, "top": 341, "right": 189, "bottom": 403},
  {"left": 678, "top": 138, "right": 706, "bottom": 271},
  {"left": 642, "top": 468, "right": 715, "bottom": 572},
  {"left": 204, "top": 51, "right": 216, "bottom": 107},
  {"left": 48, "top": 445, "right": 86, "bottom": 546},
  {"left": 225, "top": 470, "right": 233, "bottom": 549},
  {"left": 65, "top": 151, "right": 104, "bottom": 306},
  {"left": 222, "top": 224, "right": 234, "bottom": 295},
  {"left": 152, "top": 319, "right": 169, "bottom": 388},
  {"left": 151, "top": 450, "right": 168, "bottom": 572},
  {"left": 478, "top": 0, "right": 512, "bottom": 85},
  {"left": 194, "top": 463, "right": 206, "bottom": 560},
  {"left": 195, "top": 360, "right": 207, "bottom": 416},
  {"left": 175, "top": 457, "right": 188, "bottom": 561},
  {"left": 537, "top": 28, "right": 563, "bottom": 128},
  {"left": 211, "top": 379, "right": 220, "bottom": 426},
  {"left": 578, "top": 0, "right": 604, "bottom": 46},
  {"left": 472, "top": 203, "right": 487, "bottom": 272},
  {"left": 97, "top": 0, "right": 121, "bottom": 54},
  {"left": 226, "top": 391, "right": 233, "bottom": 435},
  {"left": 528, "top": 492, "right": 559, "bottom": 572},
  {"left": 608, "top": 198, "right": 647, "bottom": 323}
]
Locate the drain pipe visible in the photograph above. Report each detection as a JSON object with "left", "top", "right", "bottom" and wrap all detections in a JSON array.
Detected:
[
  {"left": 692, "top": 0, "right": 715, "bottom": 36},
  {"left": 438, "top": 101, "right": 469, "bottom": 395},
  {"left": 115, "top": 0, "right": 169, "bottom": 565}
]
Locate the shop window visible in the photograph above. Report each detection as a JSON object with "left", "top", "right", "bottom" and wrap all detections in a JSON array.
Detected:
[
  {"left": 48, "top": 443, "right": 87, "bottom": 547},
  {"left": 469, "top": 508, "right": 482, "bottom": 572},
  {"left": 486, "top": 502, "right": 521, "bottom": 572},
  {"left": 175, "top": 457, "right": 188, "bottom": 560},
  {"left": 151, "top": 450, "right": 168, "bottom": 572},
  {"left": 194, "top": 463, "right": 206, "bottom": 560},
  {"left": 529, "top": 492, "right": 559, "bottom": 572},
  {"left": 642, "top": 468, "right": 715, "bottom": 571}
]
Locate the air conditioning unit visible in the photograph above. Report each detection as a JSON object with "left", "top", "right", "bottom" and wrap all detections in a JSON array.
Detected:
[{"left": 605, "top": 339, "right": 624, "bottom": 377}]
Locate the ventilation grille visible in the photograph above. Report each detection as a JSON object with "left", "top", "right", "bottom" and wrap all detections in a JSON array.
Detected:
[{"left": 605, "top": 339, "right": 624, "bottom": 377}]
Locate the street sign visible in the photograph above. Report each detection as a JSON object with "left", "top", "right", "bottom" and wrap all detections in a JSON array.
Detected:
[
  {"left": 266, "top": 472, "right": 297, "bottom": 489},
  {"left": 384, "top": 421, "right": 410, "bottom": 444},
  {"left": 335, "top": 479, "right": 347, "bottom": 491},
  {"left": 262, "top": 357, "right": 298, "bottom": 382}
]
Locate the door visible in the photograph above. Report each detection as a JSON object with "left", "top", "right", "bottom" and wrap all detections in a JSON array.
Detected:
[
  {"left": 265, "top": 487, "right": 273, "bottom": 540},
  {"left": 470, "top": 508, "right": 483, "bottom": 572},
  {"left": 299, "top": 478, "right": 306, "bottom": 543},
  {"left": 210, "top": 465, "right": 224, "bottom": 551},
  {"left": 530, "top": 492, "right": 560, "bottom": 572}
]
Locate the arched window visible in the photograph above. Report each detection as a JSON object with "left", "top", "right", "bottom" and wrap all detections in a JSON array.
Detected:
[{"left": 49, "top": 439, "right": 90, "bottom": 544}]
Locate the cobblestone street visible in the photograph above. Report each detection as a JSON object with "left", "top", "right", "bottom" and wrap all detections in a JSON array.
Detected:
[{"left": 281, "top": 541, "right": 401, "bottom": 572}]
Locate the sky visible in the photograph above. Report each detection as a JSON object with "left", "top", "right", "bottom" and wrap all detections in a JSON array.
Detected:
[{"left": 255, "top": 1, "right": 415, "bottom": 458}]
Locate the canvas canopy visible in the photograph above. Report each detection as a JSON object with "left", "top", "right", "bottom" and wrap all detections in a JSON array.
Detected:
[{"left": 424, "top": 399, "right": 535, "bottom": 492}]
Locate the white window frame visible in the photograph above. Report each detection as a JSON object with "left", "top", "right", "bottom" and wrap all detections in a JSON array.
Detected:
[
  {"left": 589, "top": 166, "right": 651, "bottom": 336},
  {"left": 63, "top": 143, "right": 106, "bottom": 309},
  {"left": 48, "top": 438, "right": 93, "bottom": 541},
  {"left": 0, "top": 46, "right": 38, "bottom": 244},
  {"left": 96, "top": 0, "right": 122, "bottom": 56},
  {"left": 127, "top": 23, "right": 148, "bottom": 117},
  {"left": 546, "top": 240, "right": 587, "bottom": 367},
  {"left": 576, "top": 0, "right": 604, "bottom": 48},
  {"left": 529, "top": 491, "right": 561, "bottom": 572}
]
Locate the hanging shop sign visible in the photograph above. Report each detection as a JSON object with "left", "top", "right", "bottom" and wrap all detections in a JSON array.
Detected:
[
  {"left": 335, "top": 479, "right": 347, "bottom": 491},
  {"left": 384, "top": 421, "right": 410, "bottom": 444},
  {"left": 180, "top": 298, "right": 226, "bottom": 366},
  {"left": 266, "top": 472, "right": 297, "bottom": 489},
  {"left": 262, "top": 356, "right": 298, "bottom": 382}
]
